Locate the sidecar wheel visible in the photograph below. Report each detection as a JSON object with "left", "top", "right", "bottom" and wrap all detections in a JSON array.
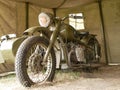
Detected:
[{"left": 15, "top": 36, "right": 56, "bottom": 87}]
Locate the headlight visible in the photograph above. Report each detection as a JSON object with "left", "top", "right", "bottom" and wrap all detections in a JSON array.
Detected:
[{"left": 38, "top": 12, "right": 53, "bottom": 27}]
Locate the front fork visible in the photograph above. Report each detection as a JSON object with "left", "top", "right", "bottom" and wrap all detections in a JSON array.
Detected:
[{"left": 42, "top": 20, "right": 61, "bottom": 63}]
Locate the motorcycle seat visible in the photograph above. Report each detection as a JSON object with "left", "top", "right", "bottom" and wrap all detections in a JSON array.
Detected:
[
  {"left": 76, "top": 30, "right": 89, "bottom": 35},
  {"left": 74, "top": 30, "right": 89, "bottom": 39}
]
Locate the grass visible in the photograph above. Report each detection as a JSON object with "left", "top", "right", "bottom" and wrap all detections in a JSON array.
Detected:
[
  {"left": 0, "top": 74, "right": 16, "bottom": 83},
  {"left": 0, "top": 69, "right": 81, "bottom": 83},
  {"left": 0, "top": 68, "right": 101, "bottom": 90},
  {"left": 54, "top": 69, "right": 81, "bottom": 83},
  {"left": 0, "top": 69, "right": 82, "bottom": 90}
]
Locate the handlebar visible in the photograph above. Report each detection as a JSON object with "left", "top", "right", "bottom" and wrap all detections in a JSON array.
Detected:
[
  {"left": 62, "top": 15, "right": 83, "bottom": 21},
  {"left": 69, "top": 15, "right": 83, "bottom": 19}
]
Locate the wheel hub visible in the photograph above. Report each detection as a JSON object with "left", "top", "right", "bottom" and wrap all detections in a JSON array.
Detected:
[{"left": 28, "top": 53, "right": 43, "bottom": 73}]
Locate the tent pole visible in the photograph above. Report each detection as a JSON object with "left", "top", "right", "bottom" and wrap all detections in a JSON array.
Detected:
[
  {"left": 53, "top": 8, "right": 56, "bottom": 17},
  {"left": 25, "top": 2, "right": 29, "bottom": 29},
  {"left": 98, "top": 0, "right": 108, "bottom": 64}
]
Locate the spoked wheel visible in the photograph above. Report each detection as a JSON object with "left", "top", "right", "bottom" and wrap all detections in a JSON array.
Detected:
[{"left": 15, "top": 36, "right": 56, "bottom": 87}]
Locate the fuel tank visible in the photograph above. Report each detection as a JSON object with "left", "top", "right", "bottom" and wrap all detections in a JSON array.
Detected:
[{"left": 60, "top": 23, "right": 76, "bottom": 41}]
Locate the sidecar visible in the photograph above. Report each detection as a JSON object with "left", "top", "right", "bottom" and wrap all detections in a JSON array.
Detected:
[{"left": 0, "top": 34, "right": 26, "bottom": 73}]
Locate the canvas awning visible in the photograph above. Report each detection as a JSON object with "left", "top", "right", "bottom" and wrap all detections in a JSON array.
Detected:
[{"left": 10, "top": 0, "right": 97, "bottom": 8}]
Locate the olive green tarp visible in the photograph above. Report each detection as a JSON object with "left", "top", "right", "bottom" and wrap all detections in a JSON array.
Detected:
[{"left": 10, "top": 0, "right": 96, "bottom": 8}]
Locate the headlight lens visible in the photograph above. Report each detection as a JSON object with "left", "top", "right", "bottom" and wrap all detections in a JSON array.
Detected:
[{"left": 38, "top": 12, "right": 52, "bottom": 27}]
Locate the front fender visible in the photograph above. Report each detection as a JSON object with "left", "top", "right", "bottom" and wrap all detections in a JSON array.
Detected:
[
  {"left": 23, "top": 26, "right": 52, "bottom": 38},
  {"left": 24, "top": 27, "right": 61, "bottom": 69}
]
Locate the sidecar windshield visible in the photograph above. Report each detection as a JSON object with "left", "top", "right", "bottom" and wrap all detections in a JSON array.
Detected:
[{"left": 1, "top": 34, "right": 16, "bottom": 41}]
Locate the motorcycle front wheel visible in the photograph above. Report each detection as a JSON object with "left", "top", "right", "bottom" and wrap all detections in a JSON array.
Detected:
[{"left": 15, "top": 36, "right": 56, "bottom": 87}]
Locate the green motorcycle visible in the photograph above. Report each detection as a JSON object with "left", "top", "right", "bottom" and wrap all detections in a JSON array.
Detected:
[{"left": 15, "top": 12, "right": 101, "bottom": 87}]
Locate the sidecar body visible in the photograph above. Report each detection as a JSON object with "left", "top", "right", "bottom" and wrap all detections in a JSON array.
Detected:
[{"left": 0, "top": 34, "right": 26, "bottom": 73}]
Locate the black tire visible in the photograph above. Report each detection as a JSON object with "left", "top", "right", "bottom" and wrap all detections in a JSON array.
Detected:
[{"left": 15, "top": 36, "right": 56, "bottom": 87}]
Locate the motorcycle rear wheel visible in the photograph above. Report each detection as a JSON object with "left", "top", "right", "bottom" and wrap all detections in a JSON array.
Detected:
[
  {"left": 15, "top": 36, "right": 56, "bottom": 87},
  {"left": 86, "top": 38, "right": 101, "bottom": 63}
]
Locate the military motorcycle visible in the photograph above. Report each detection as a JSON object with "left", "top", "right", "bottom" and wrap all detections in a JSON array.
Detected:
[{"left": 15, "top": 12, "right": 101, "bottom": 87}]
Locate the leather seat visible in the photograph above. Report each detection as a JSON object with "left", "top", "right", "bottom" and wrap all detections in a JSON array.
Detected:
[
  {"left": 74, "top": 30, "right": 89, "bottom": 39},
  {"left": 76, "top": 30, "right": 89, "bottom": 35}
]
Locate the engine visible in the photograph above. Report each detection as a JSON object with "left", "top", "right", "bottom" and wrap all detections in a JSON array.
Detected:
[{"left": 67, "top": 42, "right": 95, "bottom": 64}]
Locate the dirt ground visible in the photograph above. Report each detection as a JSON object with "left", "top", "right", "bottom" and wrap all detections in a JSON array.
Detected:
[{"left": 0, "top": 65, "right": 120, "bottom": 90}]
